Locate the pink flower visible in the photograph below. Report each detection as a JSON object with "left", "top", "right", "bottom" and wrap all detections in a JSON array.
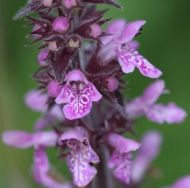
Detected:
[
  {"left": 2, "top": 130, "right": 57, "bottom": 149},
  {"left": 169, "top": 176, "right": 190, "bottom": 188},
  {"left": 132, "top": 131, "right": 162, "bottom": 183},
  {"left": 34, "top": 148, "right": 72, "bottom": 188},
  {"left": 100, "top": 20, "right": 162, "bottom": 78},
  {"left": 107, "top": 133, "right": 140, "bottom": 184},
  {"left": 125, "top": 80, "right": 187, "bottom": 124},
  {"left": 59, "top": 127, "right": 100, "bottom": 187},
  {"left": 55, "top": 70, "right": 102, "bottom": 120}
]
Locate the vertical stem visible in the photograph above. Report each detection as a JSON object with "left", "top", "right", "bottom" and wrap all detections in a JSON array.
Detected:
[{"left": 91, "top": 145, "right": 115, "bottom": 188}]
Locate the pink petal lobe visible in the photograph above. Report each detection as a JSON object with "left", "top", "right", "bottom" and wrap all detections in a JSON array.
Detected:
[
  {"left": 25, "top": 90, "right": 48, "bottom": 112},
  {"left": 170, "top": 176, "right": 190, "bottom": 188},
  {"left": 132, "top": 131, "right": 162, "bottom": 183},
  {"left": 107, "top": 133, "right": 140, "bottom": 153},
  {"left": 59, "top": 127, "right": 99, "bottom": 187},
  {"left": 133, "top": 52, "right": 162, "bottom": 78},
  {"left": 118, "top": 49, "right": 136, "bottom": 73},
  {"left": 2, "top": 131, "right": 34, "bottom": 149},
  {"left": 142, "top": 80, "right": 165, "bottom": 105},
  {"left": 145, "top": 103, "right": 187, "bottom": 124},
  {"left": 119, "top": 20, "right": 146, "bottom": 44}
]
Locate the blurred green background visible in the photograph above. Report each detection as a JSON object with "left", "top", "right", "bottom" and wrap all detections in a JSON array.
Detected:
[{"left": 0, "top": 0, "right": 190, "bottom": 187}]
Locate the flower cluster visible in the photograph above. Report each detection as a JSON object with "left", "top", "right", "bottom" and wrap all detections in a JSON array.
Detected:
[{"left": 2, "top": 0, "right": 188, "bottom": 188}]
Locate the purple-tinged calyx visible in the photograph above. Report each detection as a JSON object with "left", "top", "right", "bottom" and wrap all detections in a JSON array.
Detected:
[
  {"left": 125, "top": 80, "right": 187, "bottom": 124},
  {"left": 55, "top": 70, "right": 102, "bottom": 120},
  {"left": 132, "top": 131, "right": 162, "bottom": 183},
  {"left": 107, "top": 133, "right": 140, "bottom": 185},
  {"left": 58, "top": 127, "right": 100, "bottom": 187},
  {"left": 100, "top": 20, "right": 162, "bottom": 78}
]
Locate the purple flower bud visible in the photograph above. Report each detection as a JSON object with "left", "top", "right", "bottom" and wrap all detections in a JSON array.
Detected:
[
  {"left": 37, "top": 49, "right": 49, "bottom": 66},
  {"left": 42, "top": 0, "right": 53, "bottom": 7},
  {"left": 90, "top": 24, "right": 102, "bottom": 38},
  {"left": 62, "top": 0, "right": 77, "bottom": 9},
  {"left": 25, "top": 90, "right": 47, "bottom": 112},
  {"left": 106, "top": 77, "right": 119, "bottom": 92},
  {"left": 47, "top": 80, "right": 62, "bottom": 97},
  {"left": 53, "top": 16, "right": 70, "bottom": 33}
]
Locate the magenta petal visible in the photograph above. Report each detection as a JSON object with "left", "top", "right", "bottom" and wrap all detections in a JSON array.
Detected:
[
  {"left": 59, "top": 127, "right": 99, "bottom": 187},
  {"left": 132, "top": 131, "right": 162, "bottom": 183},
  {"left": 107, "top": 19, "right": 126, "bottom": 35},
  {"left": 145, "top": 104, "right": 169, "bottom": 124},
  {"left": 2, "top": 130, "right": 57, "bottom": 149},
  {"left": 128, "top": 40, "right": 139, "bottom": 50},
  {"left": 37, "top": 49, "right": 49, "bottom": 66},
  {"left": 25, "top": 90, "right": 48, "bottom": 112},
  {"left": 2, "top": 131, "right": 34, "bottom": 149},
  {"left": 142, "top": 80, "right": 165, "bottom": 105},
  {"left": 47, "top": 80, "right": 62, "bottom": 97},
  {"left": 67, "top": 150, "right": 97, "bottom": 187},
  {"left": 63, "top": 100, "right": 92, "bottom": 120},
  {"left": 87, "top": 82, "right": 102, "bottom": 102},
  {"left": 107, "top": 133, "right": 140, "bottom": 153},
  {"left": 108, "top": 151, "right": 132, "bottom": 185},
  {"left": 170, "top": 176, "right": 190, "bottom": 188},
  {"left": 125, "top": 97, "right": 145, "bottom": 119},
  {"left": 34, "top": 131, "right": 58, "bottom": 147},
  {"left": 65, "top": 69, "right": 87, "bottom": 82},
  {"left": 58, "top": 127, "right": 88, "bottom": 144},
  {"left": 102, "top": 19, "right": 126, "bottom": 44},
  {"left": 134, "top": 54, "right": 162, "bottom": 78},
  {"left": 63, "top": 0, "right": 77, "bottom": 9},
  {"left": 118, "top": 49, "right": 136, "bottom": 73},
  {"left": 117, "top": 48, "right": 162, "bottom": 78},
  {"left": 34, "top": 148, "right": 72, "bottom": 188},
  {"left": 165, "top": 103, "right": 187, "bottom": 124},
  {"left": 119, "top": 20, "right": 146, "bottom": 44},
  {"left": 145, "top": 103, "right": 187, "bottom": 124}
]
